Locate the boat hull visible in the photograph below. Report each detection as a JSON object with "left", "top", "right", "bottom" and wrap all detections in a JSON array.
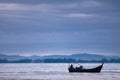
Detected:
[{"left": 68, "top": 64, "right": 103, "bottom": 73}]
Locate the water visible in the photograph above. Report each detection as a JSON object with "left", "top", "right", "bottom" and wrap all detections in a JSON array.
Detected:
[{"left": 0, "top": 63, "right": 120, "bottom": 80}]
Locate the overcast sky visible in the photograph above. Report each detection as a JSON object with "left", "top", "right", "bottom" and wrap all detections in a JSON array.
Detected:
[{"left": 0, "top": 0, "right": 120, "bottom": 56}]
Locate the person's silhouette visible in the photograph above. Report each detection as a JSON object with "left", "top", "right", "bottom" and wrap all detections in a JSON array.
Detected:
[
  {"left": 70, "top": 64, "right": 73, "bottom": 69},
  {"left": 80, "top": 65, "right": 83, "bottom": 70}
]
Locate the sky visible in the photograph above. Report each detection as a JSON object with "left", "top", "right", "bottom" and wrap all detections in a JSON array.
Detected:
[{"left": 0, "top": 0, "right": 120, "bottom": 56}]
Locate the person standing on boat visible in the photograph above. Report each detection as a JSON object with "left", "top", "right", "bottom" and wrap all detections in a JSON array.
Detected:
[{"left": 70, "top": 64, "right": 74, "bottom": 69}]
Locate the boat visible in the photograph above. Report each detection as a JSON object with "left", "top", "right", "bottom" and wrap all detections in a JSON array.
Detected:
[{"left": 68, "top": 63, "right": 103, "bottom": 73}]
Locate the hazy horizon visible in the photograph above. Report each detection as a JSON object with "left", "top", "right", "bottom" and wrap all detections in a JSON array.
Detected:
[{"left": 0, "top": 52, "right": 119, "bottom": 57}]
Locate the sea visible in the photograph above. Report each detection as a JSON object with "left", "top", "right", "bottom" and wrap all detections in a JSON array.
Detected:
[{"left": 0, "top": 63, "right": 120, "bottom": 80}]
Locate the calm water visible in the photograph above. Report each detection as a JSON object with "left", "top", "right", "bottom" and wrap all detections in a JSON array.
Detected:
[{"left": 0, "top": 63, "right": 120, "bottom": 80}]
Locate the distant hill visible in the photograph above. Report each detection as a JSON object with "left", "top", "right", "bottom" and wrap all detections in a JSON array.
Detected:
[
  {"left": 68, "top": 53, "right": 111, "bottom": 60},
  {"left": 35, "top": 53, "right": 110, "bottom": 60},
  {"left": 0, "top": 53, "right": 118, "bottom": 61},
  {"left": 0, "top": 54, "right": 27, "bottom": 60}
]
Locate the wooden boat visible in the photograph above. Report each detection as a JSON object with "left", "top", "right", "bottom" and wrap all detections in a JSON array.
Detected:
[{"left": 68, "top": 63, "right": 103, "bottom": 73}]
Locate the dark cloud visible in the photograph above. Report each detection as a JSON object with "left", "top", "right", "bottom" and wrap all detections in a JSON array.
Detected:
[{"left": 0, "top": 0, "right": 120, "bottom": 56}]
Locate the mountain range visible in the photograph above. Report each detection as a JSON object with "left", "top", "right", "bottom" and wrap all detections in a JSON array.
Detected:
[{"left": 0, "top": 53, "right": 118, "bottom": 61}]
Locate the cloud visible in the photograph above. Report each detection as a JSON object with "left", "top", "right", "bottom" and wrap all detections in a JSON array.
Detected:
[
  {"left": 64, "top": 13, "right": 96, "bottom": 18},
  {"left": 79, "top": 1, "right": 102, "bottom": 7},
  {"left": 0, "top": 3, "right": 55, "bottom": 13},
  {"left": 0, "top": 0, "right": 120, "bottom": 56},
  {"left": 0, "top": 1, "right": 119, "bottom": 23}
]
